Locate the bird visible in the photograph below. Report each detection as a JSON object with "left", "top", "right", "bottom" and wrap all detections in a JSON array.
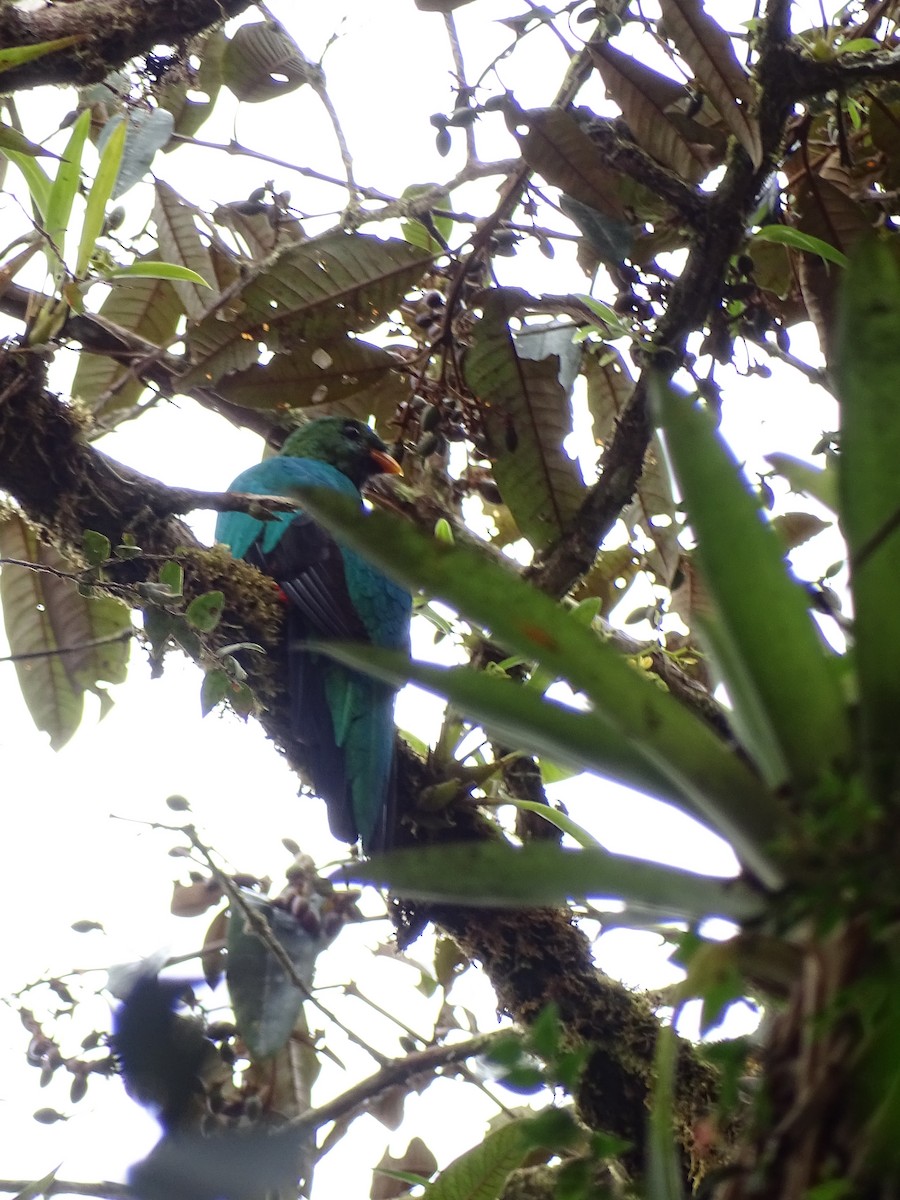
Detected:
[{"left": 215, "top": 417, "right": 412, "bottom": 850}]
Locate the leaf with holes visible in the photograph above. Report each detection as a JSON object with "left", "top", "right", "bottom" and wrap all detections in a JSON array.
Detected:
[
  {"left": 0, "top": 513, "right": 131, "bottom": 748},
  {"left": 659, "top": 0, "right": 762, "bottom": 168},
  {"left": 184, "top": 231, "right": 432, "bottom": 388},
  {"left": 223, "top": 21, "right": 317, "bottom": 103},
  {"left": 465, "top": 291, "right": 584, "bottom": 549},
  {"left": 214, "top": 336, "right": 397, "bottom": 411},
  {"left": 158, "top": 27, "right": 226, "bottom": 147}
]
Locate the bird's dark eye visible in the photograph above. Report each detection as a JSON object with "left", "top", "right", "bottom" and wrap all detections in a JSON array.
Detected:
[{"left": 343, "top": 421, "right": 362, "bottom": 441}]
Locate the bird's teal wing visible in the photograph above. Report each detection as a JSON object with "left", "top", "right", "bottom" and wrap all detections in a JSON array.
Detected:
[{"left": 216, "top": 454, "right": 410, "bottom": 849}]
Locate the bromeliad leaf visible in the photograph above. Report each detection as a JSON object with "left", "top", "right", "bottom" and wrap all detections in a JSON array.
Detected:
[
  {"left": 344, "top": 842, "right": 766, "bottom": 923},
  {"left": 0, "top": 36, "right": 83, "bottom": 72},
  {"left": 313, "top": 645, "right": 717, "bottom": 823},
  {"left": 296, "top": 490, "right": 784, "bottom": 887},
  {"left": 652, "top": 376, "right": 851, "bottom": 792},
  {"left": 104, "top": 262, "right": 212, "bottom": 287},
  {"left": 75, "top": 117, "right": 126, "bottom": 278},
  {"left": 45, "top": 108, "right": 90, "bottom": 276},
  {"left": 835, "top": 237, "right": 900, "bottom": 800}
]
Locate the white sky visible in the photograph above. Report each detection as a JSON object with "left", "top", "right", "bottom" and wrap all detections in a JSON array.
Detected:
[{"left": 0, "top": 1, "right": 841, "bottom": 1194}]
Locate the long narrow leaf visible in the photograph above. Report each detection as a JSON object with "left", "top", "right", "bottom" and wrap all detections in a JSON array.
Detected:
[
  {"left": 836, "top": 237, "right": 900, "bottom": 799},
  {"left": 341, "top": 842, "right": 766, "bottom": 923},
  {"left": 297, "top": 489, "right": 784, "bottom": 888},
  {"left": 315, "top": 644, "right": 723, "bottom": 826},
  {"left": 652, "top": 376, "right": 851, "bottom": 792},
  {"left": 5, "top": 150, "right": 51, "bottom": 219},
  {"left": 45, "top": 108, "right": 90, "bottom": 271},
  {"left": 646, "top": 1022, "right": 685, "bottom": 1200},
  {"left": 75, "top": 117, "right": 126, "bottom": 278}
]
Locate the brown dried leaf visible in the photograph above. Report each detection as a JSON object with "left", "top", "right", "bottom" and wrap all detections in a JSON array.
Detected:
[
  {"left": 589, "top": 41, "right": 710, "bottom": 183},
  {"left": 660, "top": 0, "right": 762, "bottom": 168},
  {"left": 371, "top": 1138, "right": 438, "bottom": 1200},
  {"left": 771, "top": 511, "right": 830, "bottom": 550},
  {"left": 519, "top": 109, "right": 627, "bottom": 217},
  {"left": 153, "top": 181, "right": 218, "bottom": 320},
  {"left": 170, "top": 878, "right": 223, "bottom": 918},
  {"left": 202, "top": 908, "right": 229, "bottom": 988}
]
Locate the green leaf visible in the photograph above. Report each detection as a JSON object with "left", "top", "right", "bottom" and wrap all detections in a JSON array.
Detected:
[
  {"left": 297, "top": 490, "right": 784, "bottom": 887},
  {"left": 401, "top": 182, "right": 453, "bottom": 253},
  {"left": 104, "top": 261, "right": 212, "bottom": 287},
  {"left": 420, "top": 1119, "right": 530, "bottom": 1200},
  {"left": 82, "top": 530, "right": 111, "bottom": 567},
  {"left": 0, "top": 513, "right": 130, "bottom": 749},
  {"left": 500, "top": 797, "right": 602, "bottom": 848},
  {"left": 186, "top": 591, "right": 225, "bottom": 633},
  {"left": 752, "top": 225, "right": 849, "bottom": 269},
  {"left": 214, "top": 336, "right": 396, "bottom": 412},
  {"left": 0, "top": 123, "right": 56, "bottom": 158},
  {"left": 226, "top": 892, "right": 319, "bottom": 1059},
  {"left": 646, "top": 1022, "right": 684, "bottom": 1200},
  {"left": 652, "top": 376, "right": 851, "bottom": 792},
  {"left": 200, "top": 668, "right": 230, "bottom": 716},
  {"left": 765, "top": 452, "right": 838, "bottom": 512},
  {"left": 0, "top": 35, "right": 83, "bottom": 72},
  {"left": 158, "top": 560, "right": 184, "bottom": 597},
  {"left": 75, "top": 116, "right": 126, "bottom": 278},
  {"left": 45, "top": 108, "right": 91, "bottom": 272},
  {"left": 97, "top": 109, "right": 174, "bottom": 199},
  {"left": 3, "top": 150, "right": 51, "bottom": 218},
  {"left": 835, "top": 237, "right": 900, "bottom": 798},
  {"left": 342, "top": 842, "right": 766, "bottom": 922}
]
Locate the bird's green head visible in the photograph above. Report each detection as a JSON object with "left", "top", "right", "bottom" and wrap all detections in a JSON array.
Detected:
[{"left": 279, "top": 417, "right": 402, "bottom": 488}]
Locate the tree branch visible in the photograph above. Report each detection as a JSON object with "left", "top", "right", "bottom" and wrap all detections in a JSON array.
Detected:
[{"left": 0, "top": 0, "right": 255, "bottom": 92}]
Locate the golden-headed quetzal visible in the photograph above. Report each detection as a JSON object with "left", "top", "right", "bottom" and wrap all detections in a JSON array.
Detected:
[{"left": 216, "top": 417, "right": 411, "bottom": 850}]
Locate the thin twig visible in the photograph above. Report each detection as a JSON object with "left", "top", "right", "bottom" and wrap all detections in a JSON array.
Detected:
[
  {"left": 444, "top": 11, "right": 477, "bottom": 163},
  {"left": 0, "top": 628, "right": 134, "bottom": 666}
]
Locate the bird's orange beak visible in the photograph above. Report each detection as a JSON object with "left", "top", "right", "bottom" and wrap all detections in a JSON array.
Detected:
[{"left": 369, "top": 448, "right": 403, "bottom": 476}]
